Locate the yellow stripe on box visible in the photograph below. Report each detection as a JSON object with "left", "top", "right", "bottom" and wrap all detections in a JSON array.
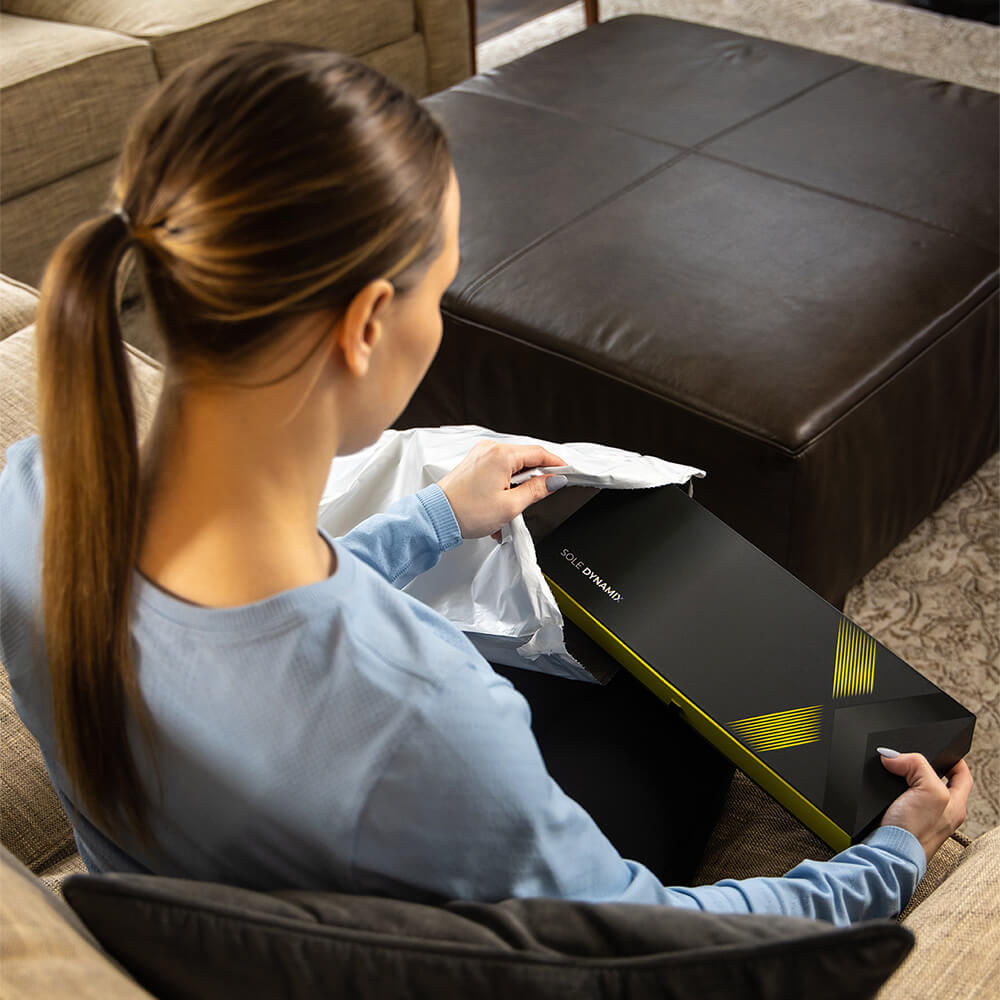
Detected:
[
  {"left": 729, "top": 705, "right": 823, "bottom": 751},
  {"left": 832, "top": 619, "right": 876, "bottom": 698}
]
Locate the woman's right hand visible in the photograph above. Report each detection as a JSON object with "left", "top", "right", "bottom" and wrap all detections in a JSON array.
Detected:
[
  {"left": 436, "top": 440, "right": 568, "bottom": 540},
  {"left": 879, "top": 751, "right": 973, "bottom": 864}
]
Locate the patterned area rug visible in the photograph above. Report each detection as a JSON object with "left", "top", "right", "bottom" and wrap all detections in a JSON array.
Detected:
[
  {"left": 845, "top": 454, "right": 999, "bottom": 839},
  {"left": 478, "top": 1, "right": 999, "bottom": 839}
]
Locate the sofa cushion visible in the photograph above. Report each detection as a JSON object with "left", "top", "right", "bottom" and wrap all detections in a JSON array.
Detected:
[
  {"left": 0, "top": 13, "right": 157, "bottom": 202},
  {"left": 0, "top": 846, "right": 152, "bottom": 999},
  {"left": 0, "top": 660, "right": 77, "bottom": 876},
  {"left": 2, "top": 157, "right": 119, "bottom": 288},
  {"left": 39, "top": 852, "right": 89, "bottom": 897},
  {"left": 0, "top": 326, "right": 41, "bottom": 463},
  {"left": 364, "top": 31, "right": 430, "bottom": 98},
  {"left": 695, "top": 772, "right": 834, "bottom": 886},
  {"left": 64, "top": 872, "right": 914, "bottom": 1000},
  {"left": 5, "top": 0, "right": 418, "bottom": 78},
  {"left": 0, "top": 322, "right": 164, "bottom": 467},
  {"left": 878, "top": 826, "right": 1000, "bottom": 999},
  {"left": 0, "top": 274, "right": 38, "bottom": 341}
]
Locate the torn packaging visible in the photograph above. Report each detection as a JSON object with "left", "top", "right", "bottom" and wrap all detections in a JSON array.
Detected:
[{"left": 317, "top": 425, "right": 701, "bottom": 680}]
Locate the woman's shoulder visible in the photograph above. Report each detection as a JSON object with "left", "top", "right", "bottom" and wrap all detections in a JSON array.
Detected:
[{"left": 132, "top": 537, "right": 485, "bottom": 696}]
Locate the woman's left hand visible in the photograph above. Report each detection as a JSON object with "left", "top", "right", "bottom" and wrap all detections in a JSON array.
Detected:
[{"left": 437, "top": 440, "right": 569, "bottom": 539}]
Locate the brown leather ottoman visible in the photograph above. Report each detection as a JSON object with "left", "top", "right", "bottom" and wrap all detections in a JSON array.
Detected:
[{"left": 403, "top": 15, "right": 998, "bottom": 606}]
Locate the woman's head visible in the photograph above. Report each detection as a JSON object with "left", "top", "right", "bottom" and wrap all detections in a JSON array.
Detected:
[
  {"left": 114, "top": 42, "right": 453, "bottom": 366},
  {"left": 35, "top": 43, "right": 454, "bottom": 840}
]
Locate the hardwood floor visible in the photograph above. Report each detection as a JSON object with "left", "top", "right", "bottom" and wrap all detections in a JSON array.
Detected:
[{"left": 476, "top": 0, "right": 571, "bottom": 43}]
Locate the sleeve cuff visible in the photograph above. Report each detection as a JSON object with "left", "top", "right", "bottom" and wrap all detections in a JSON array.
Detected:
[
  {"left": 863, "top": 825, "right": 928, "bottom": 882},
  {"left": 416, "top": 484, "right": 463, "bottom": 552}
]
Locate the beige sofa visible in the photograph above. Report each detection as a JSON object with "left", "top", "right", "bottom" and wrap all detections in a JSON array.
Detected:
[
  {"left": 1, "top": 271, "right": 998, "bottom": 996},
  {"left": 0, "top": 0, "right": 473, "bottom": 289}
]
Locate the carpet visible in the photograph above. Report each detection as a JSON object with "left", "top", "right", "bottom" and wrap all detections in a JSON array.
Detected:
[{"left": 844, "top": 454, "right": 999, "bottom": 840}]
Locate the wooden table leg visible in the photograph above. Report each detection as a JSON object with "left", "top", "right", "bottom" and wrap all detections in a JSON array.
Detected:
[
  {"left": 584, "top": 0, "right": 600, "bottom": 26},
  {"left": 466, "top": 0, "right": 478, "bottom": 74}
]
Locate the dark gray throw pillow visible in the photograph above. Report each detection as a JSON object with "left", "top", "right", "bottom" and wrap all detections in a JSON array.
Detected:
[{"left": 62, "top": 873, "right": 913, "bottom": 1000}]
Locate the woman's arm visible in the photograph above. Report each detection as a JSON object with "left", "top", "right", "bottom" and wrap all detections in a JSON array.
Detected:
[
  {"left": 338, "top": 440, "right": 568, "bottom": 588},
  {"left": 337, "top": 484, "right": 462, "bottom": 588},
  {"left": 662, "top": 830, "right": 925, "bottom": 925},
  {"left": 349, "top": 663, "right": 936, "bottom": 926}
]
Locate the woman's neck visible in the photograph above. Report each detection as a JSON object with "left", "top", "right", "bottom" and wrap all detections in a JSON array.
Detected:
[{"left": 138, "top": 370, "right": 340, "bottom": 608}]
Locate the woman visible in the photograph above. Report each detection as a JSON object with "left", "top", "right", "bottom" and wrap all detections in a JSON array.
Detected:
[{"left": 0, "top": 43, "right": 970, "bottom": 923}]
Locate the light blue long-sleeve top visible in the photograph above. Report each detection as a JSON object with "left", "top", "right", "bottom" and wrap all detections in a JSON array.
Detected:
[{"left": 1, "top": 436, "right": 926, "bottom": 925}]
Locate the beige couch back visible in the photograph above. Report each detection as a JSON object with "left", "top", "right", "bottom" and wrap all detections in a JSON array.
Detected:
[{"left": 0, "top": 0, "right": 472, "bottom": 287}]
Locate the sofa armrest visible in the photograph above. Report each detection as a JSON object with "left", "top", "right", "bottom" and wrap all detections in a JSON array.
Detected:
[
  {"left": 0, "top": 846, "right": 152, "bottom": 998},
  {"left": 878, "top": 825, "right": 1000, "bottom": 999},
  {"left": 415, "top": 0, "right": 474, "bottom": 92}
]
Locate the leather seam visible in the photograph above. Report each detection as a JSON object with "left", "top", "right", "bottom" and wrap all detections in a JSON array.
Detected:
[
  {"left": 452, "top": 63, "right": 860, "bottom": 302},
  {"left": 687, "top": 65, "right": 858, "bottom": 150},
  {"left": 457, "top": 146, "right": 691, "bottom": 303},
  {"left": 697, "top": 150, "right": 999, "bottom": 255},
  {"left": 443, "top": 90, "right": 688, "bottom": 303}
]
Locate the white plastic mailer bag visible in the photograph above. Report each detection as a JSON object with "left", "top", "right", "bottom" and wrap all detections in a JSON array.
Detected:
[{"left": 318, "top": 426, "right": 703, "bottom": 681}]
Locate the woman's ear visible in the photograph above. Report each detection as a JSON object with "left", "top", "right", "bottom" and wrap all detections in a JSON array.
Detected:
[{"left": 335, "top": 279, "right": 395, "bottom": 377}]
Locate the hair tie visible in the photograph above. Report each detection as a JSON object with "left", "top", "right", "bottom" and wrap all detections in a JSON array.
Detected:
[{"left": 113, "top": 207, "right": 133, "bottom": 229}]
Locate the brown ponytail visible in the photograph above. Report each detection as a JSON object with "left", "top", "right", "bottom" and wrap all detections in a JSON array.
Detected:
[
  {"left": 34, "top": 42, "right": 452, "bottom": 841},
  {"left": 36, "top": 212, "right": 151, "bottom": 838}
]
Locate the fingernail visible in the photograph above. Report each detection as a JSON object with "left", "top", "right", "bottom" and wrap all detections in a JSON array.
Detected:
[
  {"left": 546, "top": 475, "right": 568, "bottom": 493},
  {"left": 876, "top": 747, "right": 900, "bottom": 759}
]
